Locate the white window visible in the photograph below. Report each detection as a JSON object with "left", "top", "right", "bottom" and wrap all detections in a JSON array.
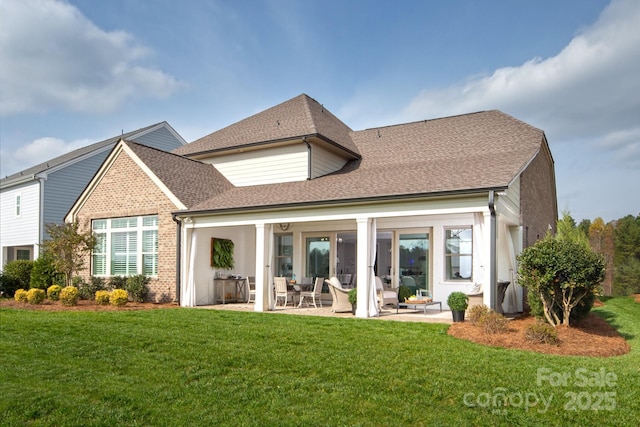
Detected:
[
  {"left": 445, "top": 227, "right": 473, "bottom": 281},
  {"left": 92, "top": 215, "right": 158, "bottom": 277},
  {"left": 15, "top": 194, "right": 21, "bottom": 217}
]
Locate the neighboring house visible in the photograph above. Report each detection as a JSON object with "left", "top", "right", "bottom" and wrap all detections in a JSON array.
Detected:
[
  {"left": 0, "top": 122, "right": 187, "bottom": 268},
  {"left": 66, "top": 94, "right": 557, "bottom": 316}
]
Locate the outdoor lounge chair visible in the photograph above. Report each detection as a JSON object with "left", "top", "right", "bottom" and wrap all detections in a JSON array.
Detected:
[
  {"left": 376, "top": 276, "right": 399, "bottom": 312},
  {"left": 326, "top": 277, "right": 351, "bottom": 313},
  {"left": 298, "top": 277, "right": 324, "bottom": 308}
]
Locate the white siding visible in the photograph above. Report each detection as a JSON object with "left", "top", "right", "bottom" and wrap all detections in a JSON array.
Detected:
[
  {"left": 205, "top": 145, "right": 309, "bottom": 186},
  {"left": 0, "top": 182, "right": 40, "bottom": 252},
  {"left": 311, "top": 146, "right": 348, "bottom": 179}
]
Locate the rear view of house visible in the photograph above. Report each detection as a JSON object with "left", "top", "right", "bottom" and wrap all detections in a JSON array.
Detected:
[{"left": 67, "top": 94, "right": 557, "bottom": 315}]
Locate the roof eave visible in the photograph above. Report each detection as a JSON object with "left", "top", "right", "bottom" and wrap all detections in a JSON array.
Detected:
[
  {"left": 173, "top": 186, "right": 506, "bottom": 219},
  {"left": 184, "top": 133, "right": 361, "bottom": 160}
]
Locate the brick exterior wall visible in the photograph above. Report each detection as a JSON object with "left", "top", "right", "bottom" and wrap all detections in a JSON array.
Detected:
[
  {"left": 74, "top": 150, "right": 178, "bottom": 303},
  {"left": 520, "top": 140, "right": 558, "bottom": 248},
  {"left": 519, "top": 140, "right": 558, "bottom": 310}
]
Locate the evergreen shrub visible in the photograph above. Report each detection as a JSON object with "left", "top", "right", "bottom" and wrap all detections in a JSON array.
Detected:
[
  {"left": 26, "top": 288, "right": 46, "bottom": 305},
  {"left": 110, "top": 289, "right": 129, "bottom": 306},
  {"left": 95, "top": 290, "right": 111, "bottom": 305},
  {"left": 60, "top": 286, "right": 79, "bottom": 306},
  {"left": 14, "top": 289, "right": 28, "bottom": 303},
  {"left": 47, "top": 285, "right": 62, "bottom": 301}
]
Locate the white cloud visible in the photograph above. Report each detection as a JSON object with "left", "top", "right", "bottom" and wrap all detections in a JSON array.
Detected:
[
  {"left": 392, "top": 0, "right": 640, "bottom": 166},
  {"left": 0, "top": 137, "right": 92, "bottom": 177},
  {"left": 0, "top": 0, "right": 183, "bottom": 115}
]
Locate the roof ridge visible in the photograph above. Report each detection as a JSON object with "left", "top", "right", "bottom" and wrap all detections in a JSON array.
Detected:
[
  {"left": 124, "top": 139, "right": 210, "bottom": 166},
  {"left": 299, "top": 94, "right": 318, "bottom": 134},
  {"left": 360, "top": 110, "right": 492, "bottom": 132}
]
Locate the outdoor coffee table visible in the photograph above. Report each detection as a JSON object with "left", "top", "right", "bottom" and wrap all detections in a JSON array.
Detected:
[{"left": 399, "top": 300, "right": 442, "bottom": 315}]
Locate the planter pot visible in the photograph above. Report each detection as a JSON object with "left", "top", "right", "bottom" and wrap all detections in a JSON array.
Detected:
[
  {"left": 351, "top": 304, "right": 356, "bottom": 315},
  {"left": 452, "top": 310, "right": 466, "bottom": 322}
]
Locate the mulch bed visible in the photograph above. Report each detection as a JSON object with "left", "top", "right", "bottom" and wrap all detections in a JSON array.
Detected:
[
  {"left": 448, "top": 312, "right": 630, "bottom": 358},
  {"left": 0, "top": 299, "right": 177, "bottom": 312}
]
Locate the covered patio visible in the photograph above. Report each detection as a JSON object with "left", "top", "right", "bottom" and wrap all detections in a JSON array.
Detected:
[
  {"left": 194, "top": 301, "right": 455, "bottom": 324},
  {"left": 176, "top": 191, "right": 524, "bottom": 318}
]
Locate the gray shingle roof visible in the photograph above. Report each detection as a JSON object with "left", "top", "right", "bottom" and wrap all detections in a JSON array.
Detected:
[
  {"left": 124, "top": 141, "right": 233, "bottom": 208},
  {"left": 1, "top": 122, "right": 173, "bottom": 186},
  {"left": 174, "top": 94, "right": 360, "bottom": 158},
  {"left": 181, "top": 109, "right": 546, "bottom": 214}
]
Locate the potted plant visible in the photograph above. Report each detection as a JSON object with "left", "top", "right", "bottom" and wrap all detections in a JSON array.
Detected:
[
  {"left": 447, "top": 291, "right": 469, "bottom": 322},
  {"left": 348, "top": 288, "right": 357, "bottom": 315}
]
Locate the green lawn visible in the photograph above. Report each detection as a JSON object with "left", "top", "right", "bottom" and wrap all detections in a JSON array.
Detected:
[{"left": 1, "top": 298, "right": 639, "bottom": 426}]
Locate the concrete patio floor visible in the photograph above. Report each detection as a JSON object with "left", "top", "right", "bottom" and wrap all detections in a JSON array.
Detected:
[{"left": 195, "top": 302, "right": 453, "bottom": 324}]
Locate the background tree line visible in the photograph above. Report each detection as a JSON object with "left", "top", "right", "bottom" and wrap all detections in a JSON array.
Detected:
[{"left": 572, "top": 213, "right": 640, "bottom": 296}]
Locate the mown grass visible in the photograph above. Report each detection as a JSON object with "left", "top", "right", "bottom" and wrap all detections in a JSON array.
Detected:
[{"left": 1, "top": 297, "right": 639, "bottom": 426}]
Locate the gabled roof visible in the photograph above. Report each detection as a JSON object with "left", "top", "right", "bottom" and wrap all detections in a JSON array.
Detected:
[
  {"left": 174, "top": 94, "right": 360, "bottom": 158},
  {"left": 66, "top": 139, "right": 233, "bottom": 221},
  {"left": 1, "top": 121, "right": 185, "bottom": 188},
  {"left": 182, "top": 110, "right": 548, "bottom": 214},
  {"left": 124, "top": 141, "right": 233, "bottom": 209}
]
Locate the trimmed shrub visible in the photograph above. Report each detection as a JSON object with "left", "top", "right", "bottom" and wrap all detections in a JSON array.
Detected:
[
  {"left": 47, "top": 285, "right": 62, "bottom": 301},
  {"left": 110, "top": 289, "right": 129, "bottom": 306},
  {"left": 518, "top": 235, "right": 604, "bottom": 326},
  {"left": 60, "top": 286, "right": 79, "bottom": 306},
  {"left": 468, "top": 304, "right": 490, "bottom": 325},
  {"left": 478, "top": 311, "right": 509, "bottom": 334},
  {"left": 524, "top": 321, "right": 559, "bottom": 345},
  {"left": 26, "top": 288, "right": 46, "bottom": 305},
  {"left": 14, "top": 289, "right": 28, "bottom": 303},
  {"left": 109, "top": 276, "right": 127, "bottom": 290},
  {"left": 95, "top": 290, "right": 111, "bottom": 305},
  {"left": 0, "top": 272, "right": 20, "bottom": 298},
  {"left": 3, "top": 260, "right": 34, "bottom": 291},
  {"left": 125, "top": 275, "right": 149, "bottom": 302}
]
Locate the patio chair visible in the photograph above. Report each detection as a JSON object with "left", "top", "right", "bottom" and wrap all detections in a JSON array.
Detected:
[
  {"left": 246, "top": 276, "right": 256, "bottom": 303},
  {"left": 298, "top": 277, "right": 324, "bottom": 308},
  {"left": 274, "top": 276, "right": 296, "bottom": 307},
  {"left": 465, "top": 282, "right": 483, "bottom": 312},
  {"left": 326, "top": 277, "right": 351, "bottom": 313},
  {"left": 376, "top": 276, "right": 399, "bottom": 312}
]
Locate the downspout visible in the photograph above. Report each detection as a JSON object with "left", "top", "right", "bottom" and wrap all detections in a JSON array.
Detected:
[
  {"left": 172, "top": 214, "right": 182, "bottom": 304},
  {"left": 488, "top": 190, "right": 497, "bottom": 311},
  {"left": 304, "top": 138, "right": 311, "bottom": 180}
]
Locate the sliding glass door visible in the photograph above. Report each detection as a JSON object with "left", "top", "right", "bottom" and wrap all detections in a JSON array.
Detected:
[
  {"left": 398, "top": 232, "right": 430, "bottom": 295},
  {"left": 305, "top": 236, "right": 330, "bottom": 278}
]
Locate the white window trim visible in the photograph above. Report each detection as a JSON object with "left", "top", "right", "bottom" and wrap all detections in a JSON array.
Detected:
[
  {"left": 92, "top": 215, "right": 158, "bottom": 277},
  {"left": 444, "top": 226, "right": 474, "bottom": 282},
  {"left": 15, "top": 194, "right": 21, "bottom": 217}
]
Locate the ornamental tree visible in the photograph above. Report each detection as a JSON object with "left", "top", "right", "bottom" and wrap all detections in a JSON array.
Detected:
[
  {"left": 517, "top": 235, "right": 604, "bottom": 327},
  {"left": 40, "top": 222, "right": 96, "bottom": 287}
]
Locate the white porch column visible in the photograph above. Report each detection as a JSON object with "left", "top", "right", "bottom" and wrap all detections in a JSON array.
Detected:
[
  {"left": 355, "top": 217, "right": 370, "bottom": 318},
  {"left": 179, "top": 223, "right": 191, "bottom": 307},
  {"left": 254, "top": 223, "right": 268, "bottom": 312},
  {"left": 483, "top": 211, "right": 494, "bottom": 309}
]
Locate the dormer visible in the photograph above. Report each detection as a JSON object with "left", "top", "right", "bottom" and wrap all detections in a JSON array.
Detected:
[{"left": 174, "top": 94, "right": 360, "bottom": 187}]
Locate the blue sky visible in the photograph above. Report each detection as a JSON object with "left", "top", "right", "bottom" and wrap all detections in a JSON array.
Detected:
[{"left": 1, "top": 0, "right": 638, "bottom": 222}]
